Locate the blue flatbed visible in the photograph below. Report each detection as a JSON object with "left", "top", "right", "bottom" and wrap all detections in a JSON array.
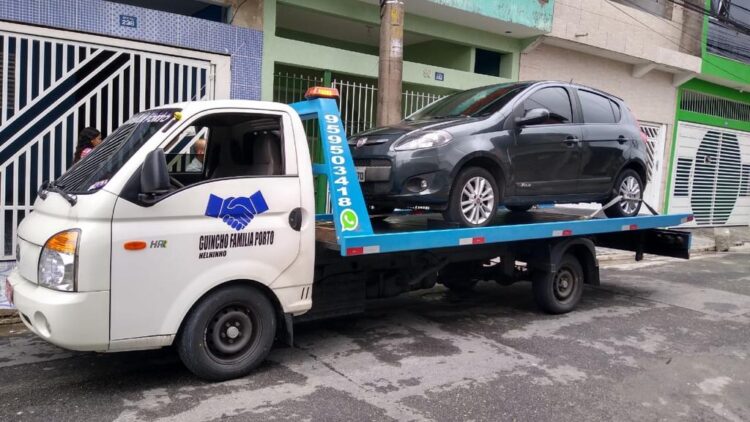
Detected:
[
  {"left": 292, "top": 96, "right": 692, "bottom": 259},
  {"left": 316, "top": 208, "right": 692, "bottom": 256}
]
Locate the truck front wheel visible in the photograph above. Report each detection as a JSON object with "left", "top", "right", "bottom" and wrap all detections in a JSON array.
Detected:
[
  {"left": 531, "top": 253, "right": 584, "bottom": 314},
  {"left": 177, "top": 285, "right": 277, "bottom": 381}
]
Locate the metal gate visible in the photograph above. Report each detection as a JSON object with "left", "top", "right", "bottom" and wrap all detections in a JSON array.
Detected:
[
  {"left": 668, "top": 122, "right": 750, "bottom": 226},
  {"left": 0, "top": 25, "right": 229, "bottom": 260},
  {"left": 640, "top": 122, "right": 666, "bottom": 209}
]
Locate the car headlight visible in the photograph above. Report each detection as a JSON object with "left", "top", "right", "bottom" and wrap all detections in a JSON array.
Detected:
[
  {"left": 393, "top": 130, "right": 453, "bottom": 151},
  {"left": 38, "top": 229, "right": 80, "bottom": 292}
]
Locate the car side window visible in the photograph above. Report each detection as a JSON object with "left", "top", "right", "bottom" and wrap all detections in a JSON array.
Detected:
[
  {"left": 161, "top": 113, "right": 285, "bottom": 189},
  {"left": 579, "top": 90, "right": 617, "bottom": 124},
  {"left": 523, "top": 87, "right": 573, "bottom": 124}
]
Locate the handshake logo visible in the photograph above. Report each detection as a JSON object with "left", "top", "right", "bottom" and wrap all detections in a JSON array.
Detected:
[{"left": 205, "top": 191, "right": 269, "bottom": 231}]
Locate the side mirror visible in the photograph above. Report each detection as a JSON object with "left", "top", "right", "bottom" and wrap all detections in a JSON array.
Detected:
[
  {"left": 139, "top": 149, "right": 170, "bottom": 200},
  {"left": 514, "top": 108, "right": 550, "bottom": 127}
]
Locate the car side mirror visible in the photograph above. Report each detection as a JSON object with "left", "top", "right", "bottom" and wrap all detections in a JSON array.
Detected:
[
  {"left": 514, "top": 108, "right": 550, "bottom": 127},
  {"left": 139, "top": 149, "right": 170, "bottom": 201}
]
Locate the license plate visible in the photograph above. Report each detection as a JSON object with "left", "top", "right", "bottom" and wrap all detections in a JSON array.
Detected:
[
  {"left": 356, "top": 167, "right": 366, "bottom": 182},
  {"left": 4, "top": 278, "right": 13, "bottom": 306}
]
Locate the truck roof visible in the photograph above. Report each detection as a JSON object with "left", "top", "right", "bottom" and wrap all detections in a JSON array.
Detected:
[{"left": 150, "top": 99, "right": 298, "bottom": 115}]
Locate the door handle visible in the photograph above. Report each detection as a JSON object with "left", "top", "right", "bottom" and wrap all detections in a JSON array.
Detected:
[
  {"left": 289, "top": 208, "right": 302, "bottom": 231},
  {"left": 617, "top": 135, "right": 628, "bottom": 144},
  {"left": 563, "top": 136, "right": 580, "bottom": 147}
]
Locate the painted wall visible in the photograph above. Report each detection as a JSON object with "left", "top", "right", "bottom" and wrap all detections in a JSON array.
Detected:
[
  {"left": 425, "top": 0, "right": 554, "bottom": 32},
  {"left": 0, "top": 0, "right": 263, "bottom": 99},
  {"left": 403, "top": 40, "right": 473, "bottom": 72},
  {"left": 263, "top": 0, "right": 523, "bottom": 100}
]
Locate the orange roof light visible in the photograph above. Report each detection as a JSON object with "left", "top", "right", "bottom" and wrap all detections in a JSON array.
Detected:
[{"left": 305, "top": 86, "right": 340, "bottom": 99}]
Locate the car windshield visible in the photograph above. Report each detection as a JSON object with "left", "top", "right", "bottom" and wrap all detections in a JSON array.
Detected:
[
  {"left": 53, "top": 109, "right": 179, "bottom": 194},
  {"left": 407, "top": 83, "right": 529, "bottom": 120}
]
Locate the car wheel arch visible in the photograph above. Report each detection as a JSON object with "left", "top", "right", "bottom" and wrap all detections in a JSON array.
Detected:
[
  {"left": 450, "top": 152, "right": 508, "bottom": 193},
  {"left": 614, "top": 159, "right": 648, "bottom": 191}
]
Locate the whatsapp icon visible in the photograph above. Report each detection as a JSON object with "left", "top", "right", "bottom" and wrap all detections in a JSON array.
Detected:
[{"left": 340, "top": 209, "right": 359, "bottom": 232}]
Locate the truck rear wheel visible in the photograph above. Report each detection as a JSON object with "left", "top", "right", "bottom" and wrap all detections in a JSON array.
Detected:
[
  {"left": 531, "top": 253, "right": 583, "bottom": 314},
  {"left": 177, "top": 285, "right": 276, "bottom": 381}
]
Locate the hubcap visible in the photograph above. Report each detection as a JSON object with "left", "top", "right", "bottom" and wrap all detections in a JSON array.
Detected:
[
  {"left": 553, "top": 268, "right": 577, "bottom": 302},
  {"left": 205, "top": 305, "right": 256, "bottom": 362},
  {"left": 460, "top": 176, "right": 495, "bottom": 225},
  {"left": 618, "top": 175, "right": 641, "bottom": 215}
]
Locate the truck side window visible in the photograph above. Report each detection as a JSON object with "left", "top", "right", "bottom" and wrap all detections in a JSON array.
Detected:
[{"left": 163, "top": 113, "right": 284, "bottom": 188}]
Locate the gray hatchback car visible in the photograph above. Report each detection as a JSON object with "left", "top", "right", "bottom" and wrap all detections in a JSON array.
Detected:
[{"left": 350, "top": 81, "right": 649, "bottom": 227}]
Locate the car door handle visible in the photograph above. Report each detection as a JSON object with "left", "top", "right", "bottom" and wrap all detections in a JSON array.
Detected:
[
  {"left": 617, "top": 135, "right": 628, "bottom": 144},
  {"left": 563, "top": 137, "right": 580, "bottom": 147}
]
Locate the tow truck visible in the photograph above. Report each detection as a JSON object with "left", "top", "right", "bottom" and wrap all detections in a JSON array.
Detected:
[{"left": 4, "top": 87, "right": 693, "bottom": 381}]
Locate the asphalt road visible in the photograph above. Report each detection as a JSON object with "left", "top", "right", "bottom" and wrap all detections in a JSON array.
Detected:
[{"left": 1, "top": 251, "right": 749, "bottom": 422}]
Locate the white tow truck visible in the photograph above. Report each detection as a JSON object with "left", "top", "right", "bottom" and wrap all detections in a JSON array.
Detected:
[{"left": 4, "top": 87, "right": 692, "bottom": 380}]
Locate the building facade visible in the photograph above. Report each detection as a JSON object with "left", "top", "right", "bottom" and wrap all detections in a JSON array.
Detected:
[
  {"left": 0, "top": 0, "right": 262, "bottom": 259},
  {"left": 519, "top": 0, "right": 750, "bottom": 226}
]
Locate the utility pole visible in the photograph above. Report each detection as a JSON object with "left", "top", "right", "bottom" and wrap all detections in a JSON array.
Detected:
[{"left": 377, "top": 0, "right": 404, "bottom": 126}]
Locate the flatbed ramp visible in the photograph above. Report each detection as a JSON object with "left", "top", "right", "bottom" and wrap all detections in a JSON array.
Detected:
[{"left": 316, "top": 207, "right": 692, "bottom": 256}]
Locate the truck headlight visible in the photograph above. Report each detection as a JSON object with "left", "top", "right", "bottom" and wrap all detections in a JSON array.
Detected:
[
  {"left": 393, "top": 130, "right": 452, "bottom": 151},
  {"left": 38, "top": 229, "right": 80, "bottom": 292}
]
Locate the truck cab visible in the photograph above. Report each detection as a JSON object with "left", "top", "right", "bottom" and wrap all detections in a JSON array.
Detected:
[{"left": 8, "top": 99, "right": 318, "bottom": 377}]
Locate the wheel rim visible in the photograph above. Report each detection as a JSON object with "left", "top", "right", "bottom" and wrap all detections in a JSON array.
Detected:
[
  {"left": 553, "top": 267, "right": 578, "bottom": 302},
  {"left": 205, "top": 304, "right": 258, "bottom": 363},
  {"left": 618, "top": 175, "right": 641, "bottom": 215},
  {"left": 460, "top": 176, "right": 495, "bottom": 225}
]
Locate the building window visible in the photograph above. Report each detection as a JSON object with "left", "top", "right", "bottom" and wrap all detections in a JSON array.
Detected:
[{"left": 474, "top": 49, "right": 501, "bottom": 77}]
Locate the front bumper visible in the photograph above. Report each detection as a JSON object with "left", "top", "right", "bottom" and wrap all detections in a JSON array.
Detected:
[
  {"left": 354, "top": 153, "right": 452, "bottom": 208},
  {"left": 7, "top": 269, "right": 109, "bottom": 352}
]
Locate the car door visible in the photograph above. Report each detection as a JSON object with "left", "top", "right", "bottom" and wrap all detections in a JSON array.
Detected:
[
  {"left": 508, "top": 86, "right": 582, "bottom": 197},
  {"left": 577, "top": 89, "right": 630, "bottom": 195},
  {"left": 109, "top": 109, "right": 302, "bottom": 341}
]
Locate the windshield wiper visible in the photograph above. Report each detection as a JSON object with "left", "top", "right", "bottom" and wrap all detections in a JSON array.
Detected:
[{"left": 39, "top": 181, "right": 78, "bottom": 206}]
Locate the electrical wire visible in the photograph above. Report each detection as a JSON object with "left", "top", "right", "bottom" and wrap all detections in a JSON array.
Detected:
[
  {"left": 228, "top": 0, "right": 249, "bottom": 25},
  {"left": 605, "top": 0, "right": 750, "bottom": 83}
]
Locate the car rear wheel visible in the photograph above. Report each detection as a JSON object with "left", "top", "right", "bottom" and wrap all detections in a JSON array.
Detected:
[
  {"left": 177, "top": 285, "right": 276, "bottom": 381},
  {"left": 444, "top": 167, "right": 499, "bottom": 228},
  {"left": 604, "top": 169, "right": 643, "bottom": 218}
]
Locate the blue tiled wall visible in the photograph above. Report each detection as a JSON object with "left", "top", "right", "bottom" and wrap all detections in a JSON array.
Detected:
[{"left": 0, "top": 0, "right": 263, "bottom": 99}]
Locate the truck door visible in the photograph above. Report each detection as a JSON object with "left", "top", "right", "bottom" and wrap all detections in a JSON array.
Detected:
[{"left": 109, "top": 110, "right": 302, "bottom": 341}]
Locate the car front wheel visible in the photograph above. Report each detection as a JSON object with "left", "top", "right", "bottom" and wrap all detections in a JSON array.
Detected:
[
  {"left": 604, "top": 169, "right": 643, "bottom": 218},
  {"left": 444, "top": 167, "right": 499, "bottom": 228}
]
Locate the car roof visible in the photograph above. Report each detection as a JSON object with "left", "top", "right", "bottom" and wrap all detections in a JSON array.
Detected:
[{"left": 528, "top": 80, "right": 624, "bottom": 102}]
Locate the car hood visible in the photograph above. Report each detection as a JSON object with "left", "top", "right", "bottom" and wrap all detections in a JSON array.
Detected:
[{"left": 350, "top": 117, "right": 469, "bottom": 152}]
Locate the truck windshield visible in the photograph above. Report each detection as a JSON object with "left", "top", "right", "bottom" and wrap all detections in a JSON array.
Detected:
[
  {"left": 54, "top": 109, "right": 179, "bottom": 193},
  {"left": 407, "top": 83, "right": 529, "bottom": 120}
]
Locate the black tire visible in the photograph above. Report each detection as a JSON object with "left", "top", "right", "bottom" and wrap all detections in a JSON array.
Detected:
[
  {"left": 506, "top": 205, "right": 532, "bottom": 212},
  {"left": 443, "top": 167, "right": 499, "bottom": 228},
  {"left": 604, "top": 169, "right": 644, "bottom": 218},
  {"left": 177, "top": 285, "right": 276, "bottom": 381},
  {"left": 532, "top": 253, "right": 584, "bottom": 314}
]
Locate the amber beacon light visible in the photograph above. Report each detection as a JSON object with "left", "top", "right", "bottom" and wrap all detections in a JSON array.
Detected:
[{"left": 304, "top": 86, "right": 340, "bottom": 99}]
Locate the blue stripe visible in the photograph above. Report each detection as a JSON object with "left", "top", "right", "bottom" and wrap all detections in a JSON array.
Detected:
[{"left": 0, "top": 50, "right": 124, "bottom": 165}]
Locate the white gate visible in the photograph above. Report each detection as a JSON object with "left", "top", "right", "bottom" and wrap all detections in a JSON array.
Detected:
[
  {"left": 668, "top": 122, "right": 750, "bottom": 226},
  {"left": 640, "top": 122, "right": 667, "bottom": 209},
  {"left": 0, "top": 24, "right": 230, "bottom": 260}
]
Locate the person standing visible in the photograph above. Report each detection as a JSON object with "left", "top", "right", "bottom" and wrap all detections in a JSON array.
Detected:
[{"left": 74, "top": 127, "right": 102, "bottom": 163}]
